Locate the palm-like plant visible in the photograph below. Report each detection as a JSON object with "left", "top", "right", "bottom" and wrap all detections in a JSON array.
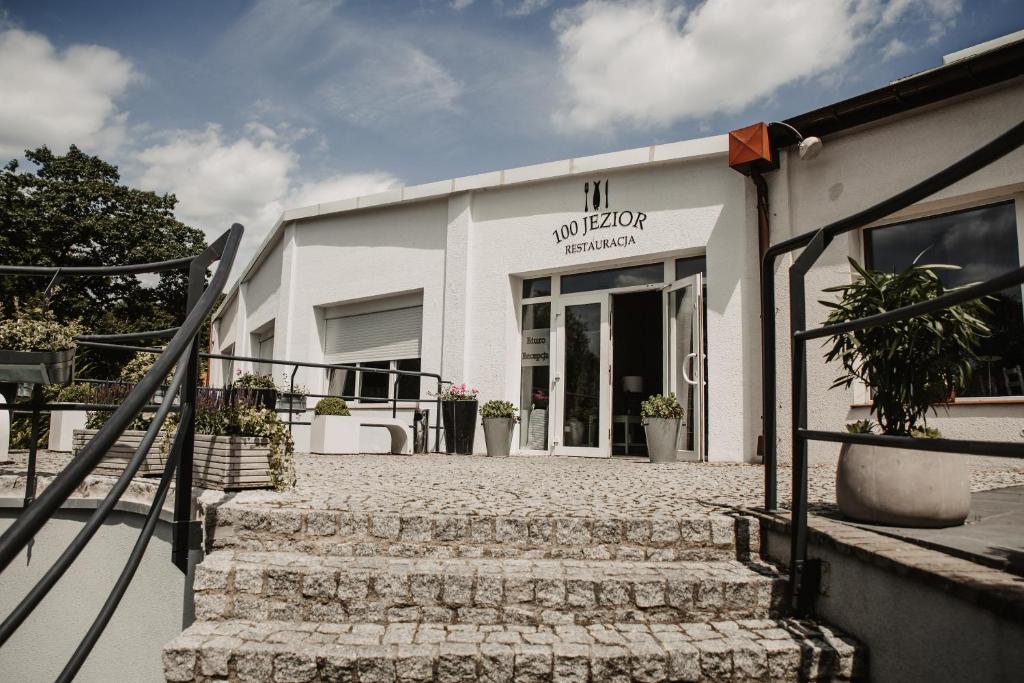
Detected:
[{"left": 822, "top": 258, "right": 991, "bottom": 436}]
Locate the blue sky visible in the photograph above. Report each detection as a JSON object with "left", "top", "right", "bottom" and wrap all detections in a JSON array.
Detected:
[{"left": 1, "top": 0, "right": 1022, "bottom": 271}]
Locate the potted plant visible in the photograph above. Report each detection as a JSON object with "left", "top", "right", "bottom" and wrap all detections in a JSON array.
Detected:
[
  {"left": 641, "top": 393, "right": 684, "bottom": 463},
  {"left": 0, "top": 300, "right": 81, "bottom": 385},
  {"left": 823, "top": 258, "right": 990, "bottom": 527},
  {"left": 231, "top": 370, "right": 278, "bottom": 410},
  {"left": 166, "top": 389, "right": 295, "bottom": 491},
  {"left": 309, "top": 397, "right": 358, "bottom": 455},
  {"left": 436, "top": 383, "right": 479, "bottom": 455},
  {"left": 480, "top": 400, "right": 519, "bottom": 457}
]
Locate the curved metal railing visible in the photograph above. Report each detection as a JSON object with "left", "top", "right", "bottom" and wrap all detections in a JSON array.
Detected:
[
  {"left": 761, "top": 119, "right": 1024, "bottom": 613},
  {"left": 0, "top": 223, "right": 243, "bottom": 680}
]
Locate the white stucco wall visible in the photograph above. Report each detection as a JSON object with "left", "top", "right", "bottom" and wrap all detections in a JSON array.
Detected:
[
  {"left": 213, "top": 138, "right": 763, "bottom": 459},
  {"left": 463, "top": 157, "right": 758, "bottom": 460},
  {"left": 0, "top": 508, "right": 190, "bottom": 682},
  {"left": 766, "top": 79, "right": 1024, "bottom": 461}
]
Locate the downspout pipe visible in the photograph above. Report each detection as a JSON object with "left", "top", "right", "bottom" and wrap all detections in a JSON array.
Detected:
[{"left": 759, "top": 118, "right": 1024, "bottom": 512}]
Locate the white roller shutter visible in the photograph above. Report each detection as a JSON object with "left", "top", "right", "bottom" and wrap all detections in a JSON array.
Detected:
[{"left": 324, "top": 306, "right": 422, "bottom": 364}]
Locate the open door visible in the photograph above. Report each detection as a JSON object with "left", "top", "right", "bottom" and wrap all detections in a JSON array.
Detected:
[
  {"left": 665, "top": 274, "right": 705, "bottom": 461},
  {"left": 552, "top": 293, "right": 611, "bottom": 457}
]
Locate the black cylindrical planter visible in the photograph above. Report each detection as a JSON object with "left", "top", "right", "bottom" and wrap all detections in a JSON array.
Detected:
[{"left": 441, "top": 400, "right": 478, "bottom": 454}]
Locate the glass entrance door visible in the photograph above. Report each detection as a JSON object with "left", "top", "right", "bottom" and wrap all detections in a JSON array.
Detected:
[
  {"left": 665, "top": 274, "right": 705, "bottom": 461},
  {"left": 553, "top": 294, "right": 610, "bottom": 457}
]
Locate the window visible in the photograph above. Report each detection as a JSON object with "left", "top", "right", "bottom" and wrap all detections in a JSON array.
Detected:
[
  {"left": 326, "top": 358, "right": 422, "bottom": 403},
  {"left": 252, "top": 332, "right": 275, "bottom": 377},
  {"left": 560, "top": 262, "right": 663, "bottom": 295},
  {"left": 220, "top": 344, "right": 235, "bottom": 388},
  {"left": 523, "top": 277, "right": 551, "bottom": 299},
  {"left": 322, "top": 293, "right": 425, "bottom": 403},
  {"left": 675, "top": 256, "right": 706, "bottom": 280},
  {"left": 520, "top": 302, "right": 551, "bottom": 449},
  {"left": 864, "top": 201, "right": 1022, "bottom": 398}
]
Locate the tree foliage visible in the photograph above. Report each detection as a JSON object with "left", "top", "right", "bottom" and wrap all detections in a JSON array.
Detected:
[{"left": 0, "top": 145, "right": 208, "bottom": 376}]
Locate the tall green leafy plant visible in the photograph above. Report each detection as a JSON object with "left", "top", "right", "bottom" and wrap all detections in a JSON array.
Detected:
[{"left": 822, "top": 258, "right": 990, "bottom": 436}]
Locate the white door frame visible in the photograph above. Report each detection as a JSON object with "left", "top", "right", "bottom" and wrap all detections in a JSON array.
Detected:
[
  {"left": 552, "top": 292, "right": 611, "bottom": 457},
  {"left": 663, "top": 273, "right": 705, "bottom": 461}
]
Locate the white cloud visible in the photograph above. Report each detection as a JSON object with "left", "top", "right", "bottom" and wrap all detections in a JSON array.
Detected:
[
  {"left": 451, "top": 0, "right": 476, "bottom": 9},
  {"left": 222, "top": 0, "right": 463, "bottom": 129},
  {"left": 0, "top": 28, "right": 137, "bottom": 158},
  {"left": 552, "top": 0, "right": 963, "bottom": 132},
  {"left": 881, "top": 37, "right": 910, "bottom": 60},
  {"left": 134, "top": 124, "right": 399, "bottom": 281},
  {"left": 502, "top": 0, "right": 552, "bottom": 17}
]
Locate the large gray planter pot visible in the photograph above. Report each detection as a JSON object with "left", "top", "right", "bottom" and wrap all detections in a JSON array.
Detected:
[
  {"left": 836, "top": 443, "right": 970, "bottom": 528},
  {"left": 482, "top": 417, "right": 513, "bottom": 457},
  {"left": 644, "top": 417, "right": 681, "bottom": 463}
]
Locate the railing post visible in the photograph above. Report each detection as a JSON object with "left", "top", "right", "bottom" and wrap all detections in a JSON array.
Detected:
[
  {"left": 761, "top": 252, "right": 778, "bottom": 512},
  {"left": 172, "top": 258, "right": 206, "bottom": 572},
  {"left": 24, "top": 384, "right": 44, "bottom": 508},
  {"left": 788, "top": 230, "right": 828, "bottom": 614},
  {"left": 435, "top": 380, "right": 442, "bottom": 453}
]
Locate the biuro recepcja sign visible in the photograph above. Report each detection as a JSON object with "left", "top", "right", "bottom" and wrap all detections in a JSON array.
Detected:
[{"left": 552, "top": 179, "right": 647, "bottom": 256}]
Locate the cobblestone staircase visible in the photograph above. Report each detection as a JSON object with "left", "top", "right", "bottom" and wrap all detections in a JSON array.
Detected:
[{"left": 163, "top": 503, "right": 864, "bottom": 681}]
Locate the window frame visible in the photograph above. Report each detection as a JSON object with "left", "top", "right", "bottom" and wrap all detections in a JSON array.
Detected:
[
  {"left": 855, "top": 193, "right": 1024, "bottom": 404},
  {"left": 325, "top": 357, "right": 423, "bottom": 406}
]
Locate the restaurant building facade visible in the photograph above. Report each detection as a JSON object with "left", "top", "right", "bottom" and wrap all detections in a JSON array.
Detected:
[{"left": 211, "top": 33, "right": 1024, "bottom": 460}]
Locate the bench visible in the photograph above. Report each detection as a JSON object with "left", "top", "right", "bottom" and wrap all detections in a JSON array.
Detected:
[{"left": 310, "top": 414, "right": 411, "bottom": 455}]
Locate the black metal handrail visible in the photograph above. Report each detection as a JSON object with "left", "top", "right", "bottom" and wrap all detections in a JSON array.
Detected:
[
  {"left": 762, "top": 118, "right": 1024, "bottom": 614},
  {"left": 0, "top": 223, "right": 242, "bottom": 680},
  {"left": 761, "top": 118, "right": 1024, "bottom": 511}
]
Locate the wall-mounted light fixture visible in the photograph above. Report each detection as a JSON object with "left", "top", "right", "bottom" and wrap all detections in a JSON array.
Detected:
[{"left": 768, "top": 121, "right": 823, "bottom": 161}]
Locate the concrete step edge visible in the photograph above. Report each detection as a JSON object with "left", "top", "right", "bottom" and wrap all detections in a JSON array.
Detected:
[{"left": 163, "top": 618, "right": 864, "bottom": 682}]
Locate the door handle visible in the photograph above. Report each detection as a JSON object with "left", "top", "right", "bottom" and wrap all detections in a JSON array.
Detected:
[{"left": 682, "top": 352, "right": 698, "bottom": 385}]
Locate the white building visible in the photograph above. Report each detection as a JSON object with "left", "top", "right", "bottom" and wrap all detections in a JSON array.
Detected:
[{"left": 211, "top": 32, "right": 1024, "bottom": 460}]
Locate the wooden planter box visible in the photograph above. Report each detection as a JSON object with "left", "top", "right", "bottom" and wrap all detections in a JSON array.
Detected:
[
  {"left": 192, "top": 434, "right": 274, "bottom": 491},
  {"left": 73, "top": 428, "right": 168, "bottom": 476},
  {"left": 73, "top": 430, "right": 276, "bottom": 491}
]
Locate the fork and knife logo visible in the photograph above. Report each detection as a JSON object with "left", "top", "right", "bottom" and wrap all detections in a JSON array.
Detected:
[{"left": 584, "top": 179, "right": 609, "bottom": 212}]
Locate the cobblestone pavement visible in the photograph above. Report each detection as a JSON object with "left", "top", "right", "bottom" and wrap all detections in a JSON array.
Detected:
[{"left": 4, "top": 450, "right": 1024, "bottom": 515}]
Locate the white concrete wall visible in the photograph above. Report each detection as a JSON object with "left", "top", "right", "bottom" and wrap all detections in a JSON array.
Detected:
[
  {"left": 766, "top": 80, "right": 1024, "bottom": 462},
  {"left": 465, "top": 156, "right": 757, "bottom": 460},
  {"left": 213, "top": 149, "right": 760, "bottom": 460},
  {"left": 0, "top": 509, "right": 190, "bottom": 683},
  {"left": 286, "top": 200, "right": 449, "bottom": 397}
]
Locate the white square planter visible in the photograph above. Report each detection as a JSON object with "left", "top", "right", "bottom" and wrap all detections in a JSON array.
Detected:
[
  {"left": 310, "top": 415, "right": 360, "bottom": 454},
  {"left": 48, "top": 410, "right": 87, "bottom": 452}
]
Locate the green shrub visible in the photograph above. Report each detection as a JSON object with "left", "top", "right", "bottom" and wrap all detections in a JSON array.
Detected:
[
  {"left": 55, "top": 383, "right": 94, "bottom": 403},
  {"left": 0, "top": 299, "right": 82, "bottom": 352},
  {"left": 844, "top": 419, "right": 876, "bottom": 434},
  {"left": 640, "top": 393, "right": 684, "bottom": 420},
  {"left": 315, "top": 397, "right": 351, "bottom": 416},
  {"left": 233, "top": 371, "right": 279, "bottom": 390},
  {"left": 480, "top": 399, "right": 519, "bottom": 420},
  {"left": 823, "top": 258, "right": 989, "bottom": 436}
]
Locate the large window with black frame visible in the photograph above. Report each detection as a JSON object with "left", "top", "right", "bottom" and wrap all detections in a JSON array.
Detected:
[{"left": 864, "top": 200, "right": 1023, "bottom": 398}]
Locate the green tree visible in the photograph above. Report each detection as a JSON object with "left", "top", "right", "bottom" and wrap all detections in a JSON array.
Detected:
[{"left": 0, "top": 145, "right": 208, "bottom": 377}]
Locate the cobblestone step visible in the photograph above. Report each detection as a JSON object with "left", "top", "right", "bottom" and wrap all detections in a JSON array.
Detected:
[
  {"left": 204, "top": 506, "right": 747, "bottom": 562},
  {"left": 163, "top": 618, "right": 864, "bottom": 682},
  {"left": 193, "top": 552, "right": 784, "bottom": 626}
]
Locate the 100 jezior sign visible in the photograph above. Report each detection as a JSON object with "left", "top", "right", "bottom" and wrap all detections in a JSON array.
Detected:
[{"left": 553, "top": 179, "right": 646, "bottom": 256}]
